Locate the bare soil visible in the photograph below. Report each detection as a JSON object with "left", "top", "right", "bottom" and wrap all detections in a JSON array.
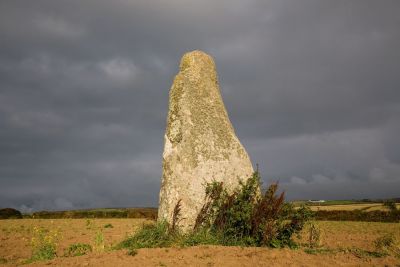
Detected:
[{"left": 1, "top": 219, "right": 399, "bottom": 266}]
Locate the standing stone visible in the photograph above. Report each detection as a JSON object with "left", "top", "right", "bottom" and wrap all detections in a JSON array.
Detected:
[{"left": 158, "top": 50, "right": 254, "bottom": 231}]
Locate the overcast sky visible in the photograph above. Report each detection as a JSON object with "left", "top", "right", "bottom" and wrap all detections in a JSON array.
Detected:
[{"left": 1, "top": 0, "right": 399, "bottom": 212}]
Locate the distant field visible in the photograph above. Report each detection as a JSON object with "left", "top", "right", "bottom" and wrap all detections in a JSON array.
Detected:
[
  {"left": 293, "top": 200, "right": 365, "bottom": 206},
  {"left": 1, "top": 202, "right": 397, "bottom": 223},
  {"left": 0, "top": 219, "right": 399, "bottom": 266},
  {"left": 308, "top": 203, "right": 400, "bottom": 211}
]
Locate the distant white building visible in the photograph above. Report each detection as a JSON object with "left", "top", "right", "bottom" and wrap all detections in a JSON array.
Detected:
[{"left": 307, "top": 200, "right": 326, "bottom": 203}]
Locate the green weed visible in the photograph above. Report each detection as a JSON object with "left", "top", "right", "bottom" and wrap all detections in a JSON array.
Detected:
[
  {"left": 127, "top": 248, "right": 138, "bottom": 256},
  {"left": 104, "top": 223, "right": 113, "bottom": 228},
  {"left": 94, "top": 230, "right": 105, "bottom": 252},
  {"left": 64, "top": 243, "right": 92, "bottom": 257},
  {"left": 116, "top": 221, "right": 174, "bottom": 249},
  {"left": 304, "top": 247, "right": 334, "bottom": 255},
  {"left": 86, "top": 219, "right": 93, "bottom": 229},
  {"left": 28, "top": 226, "right": 60, "bottom": 262}
]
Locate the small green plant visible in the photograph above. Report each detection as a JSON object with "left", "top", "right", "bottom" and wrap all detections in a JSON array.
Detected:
[
  {"left": 64, "top": 243, "right": 92, "bottom": 257},
  {"left": 127, "top": 248, "right": 138, "bottom": 256},
  {"left": 116, "top": 221, "right": 174, "bottom": 249},
  {"left": 0, "top": 257, "right": 7, "bottom": 264},
  {"left": 304, "top": 247, "right": 334, "bottom": 255},
  {"left": 29, "top": 226, "right": 60, "bottom": 262},
  {"left": 86, "top": 219, "right": 93, "bottom": 229},
  {"left": 94, "top": 230, "right": 105, "bottom": 252},
  {"left": 104, "top": 223, "right": 114, "bottom": 228}
]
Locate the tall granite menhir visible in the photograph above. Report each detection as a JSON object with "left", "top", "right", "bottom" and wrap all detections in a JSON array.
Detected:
[{"left": 158, "top": 50, "right": 254, "bottom": 230}]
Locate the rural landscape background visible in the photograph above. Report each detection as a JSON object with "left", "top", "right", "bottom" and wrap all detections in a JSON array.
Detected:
[{"left": 1, "top": 0, "right": 400, "bottom": 266}]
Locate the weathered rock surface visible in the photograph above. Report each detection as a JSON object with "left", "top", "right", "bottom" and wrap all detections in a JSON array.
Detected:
[{"left": 158, "top": 50, "right": 254, "bottom": 230}]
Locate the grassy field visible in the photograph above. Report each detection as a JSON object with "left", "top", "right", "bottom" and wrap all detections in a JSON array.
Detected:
[
  {"left": 308, "top": 203, "right": 400, "bottom": 211},
  {"left": 0, "top": 219, "right": 399, "bottom": 266},
  {"left": 293, "top": 200, "right": 366, "bottom": 206}
]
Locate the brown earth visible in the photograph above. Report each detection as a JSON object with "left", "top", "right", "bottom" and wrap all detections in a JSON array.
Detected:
[{"left": 1, "top": 219, "right": 399, "bottom": 266}]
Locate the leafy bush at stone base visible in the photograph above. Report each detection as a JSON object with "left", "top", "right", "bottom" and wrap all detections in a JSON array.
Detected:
[
  {"left": 64, "top": 243, "right": 92, "bottom": 257},
  {"left": 117, "top": 171, "right": 312, "bottom": 251},
  {"left": 193, "top": 171, "right": 313, "bottom": 247}
]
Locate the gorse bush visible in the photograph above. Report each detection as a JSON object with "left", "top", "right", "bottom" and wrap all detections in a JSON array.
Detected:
[{"left": 117, "top": 171, "right": 312, "bottom": 251}]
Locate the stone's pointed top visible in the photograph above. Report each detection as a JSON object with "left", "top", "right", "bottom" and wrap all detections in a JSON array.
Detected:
[
  {"left": 180, "top": 50, "right": 216, "bottom": 72},
  {"left": 182, "top": 50, "right": 211, "bottom": 58}
]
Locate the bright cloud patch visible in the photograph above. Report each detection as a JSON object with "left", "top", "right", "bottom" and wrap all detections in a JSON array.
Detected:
[{"left": 99, "top": 58, "right": 139, "bottom": 82}]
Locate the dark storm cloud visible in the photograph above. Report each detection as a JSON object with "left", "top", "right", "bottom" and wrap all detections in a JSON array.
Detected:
[{"left": 1, "top": 0, "right": 399, "bottom": 211}]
